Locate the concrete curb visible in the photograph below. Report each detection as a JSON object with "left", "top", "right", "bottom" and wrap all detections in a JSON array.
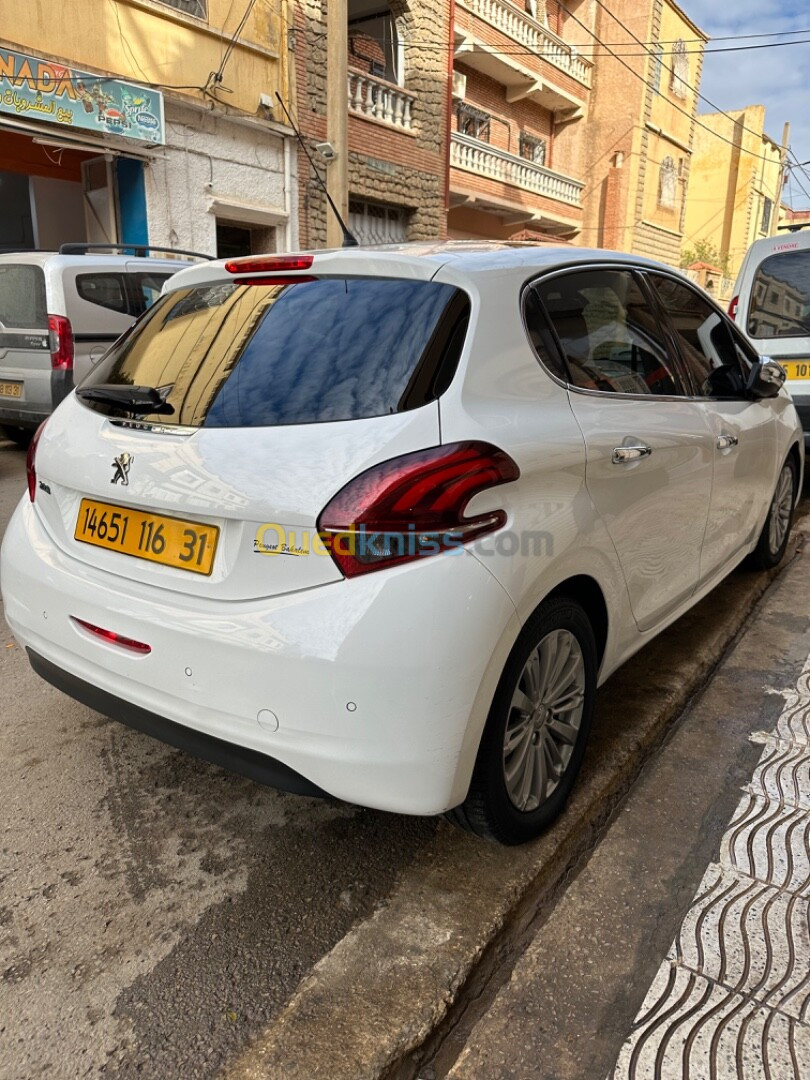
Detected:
[{"left": 224, "top": 526, "right": 808, "bottom": 1080}]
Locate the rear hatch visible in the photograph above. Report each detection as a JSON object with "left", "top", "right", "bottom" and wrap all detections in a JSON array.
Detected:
[
  {"left": 0, "top": 261, "right": 51, "bottom": 422},
  {"left": 34, "top": 268, "right": 469, "bottom": 600},
  {"left": 742, "top": 245, "right": 810, "bottom": 422}
]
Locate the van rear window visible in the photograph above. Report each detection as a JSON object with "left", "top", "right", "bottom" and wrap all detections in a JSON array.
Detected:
[
  {"left": 79, "top": 278, "right": 470, "bottom": 427},
  {"left": 747, "top": 251, "right": 810, "bottom": 338},
  {"left": 0, "top": 265, "right": 47, "bottom": 330}
]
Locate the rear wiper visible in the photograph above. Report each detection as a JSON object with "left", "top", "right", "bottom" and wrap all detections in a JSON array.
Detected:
[{"left": 76, "top": 384, "right": 175, "bottom": 416}]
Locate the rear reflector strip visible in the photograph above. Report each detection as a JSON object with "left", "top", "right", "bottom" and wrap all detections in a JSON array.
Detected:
[{"left": 71, "top": 617, "right": 151, "bottom": 655}]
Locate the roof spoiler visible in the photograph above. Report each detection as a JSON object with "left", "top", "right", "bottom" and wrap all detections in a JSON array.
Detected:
[{"left": 58, "top": 243, "right": 213, "bottom": 260}]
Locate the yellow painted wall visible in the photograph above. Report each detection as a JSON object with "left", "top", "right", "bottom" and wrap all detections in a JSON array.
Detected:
[
  {"left": 683, "top": 107, "right": 783, "bottom": 282},
  {"left": 0, "top": 0, "right": 290, "bottom": 119}
]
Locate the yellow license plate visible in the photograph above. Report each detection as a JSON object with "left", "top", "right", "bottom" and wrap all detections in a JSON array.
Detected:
[
  {"left": 782, "top": 360, "right": 810, "bottom": 380},
  {"left": 0, "top": 381, "right": 22, "bottom": 398},
  {"left": 75, "top": 499, "right": 219, "bottom": 576}
]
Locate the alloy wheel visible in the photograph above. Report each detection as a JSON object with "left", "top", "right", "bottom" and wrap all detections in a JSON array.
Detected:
[
  {"left": 503, "top": 629, "right": 586, "bottom": 812},
  {"left": 768, "top": 463, "right": 794, "bottom": 556}
]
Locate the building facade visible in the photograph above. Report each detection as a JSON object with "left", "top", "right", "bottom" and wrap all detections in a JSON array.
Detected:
[
  {"left": 683, "top": 106, "right": 786, "bottom": 293},
  {"left": 449, "top": 0, "right": 593, "bottom": 242},
  {"left": 581, "top": 0, "right": 706, "bottom": 266},
  {"left": 294, "top": 0, "right": 450, "bottom": 248},
  {"left": 0, "top": 0, "right": 296, "bottom": 258}
]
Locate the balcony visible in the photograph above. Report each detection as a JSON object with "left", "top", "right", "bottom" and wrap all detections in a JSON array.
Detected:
[
  {"left": 451, "top": 132, "right": 583, "bottom": 208},
  {"left": 348, "top": 69, "right": 415, "bottom": 132},
  {"left": 454, "top": 0, "right": 590, "bottom": 115}
]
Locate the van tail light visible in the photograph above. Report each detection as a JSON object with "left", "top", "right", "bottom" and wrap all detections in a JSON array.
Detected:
[
  {"left": 728, "top": 296, "right": 739, "bottom": 322},
  {"left": 317, "top": 442, "right": 520, "bottom": 578},
  {"left": 48, "top": 315, "right": 74, "bottom": 371},
  {"left": 26, "top": 419, "right": 48, "bottom": 502}
]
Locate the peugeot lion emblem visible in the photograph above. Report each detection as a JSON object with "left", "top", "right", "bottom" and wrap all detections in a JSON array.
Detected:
[{"left": 111, "top": 453, "right": 133, "bottom": 486}]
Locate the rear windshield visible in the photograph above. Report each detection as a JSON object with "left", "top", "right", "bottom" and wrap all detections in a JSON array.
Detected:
[
  {"left": 79, "top": 278, "right": 469, "bottom": 427},
  {"left": 747, "top": 251, "right": 810, "bottom": 339},
  {"left": 0, "top": 264, "right": 47, "bottom": 330}
]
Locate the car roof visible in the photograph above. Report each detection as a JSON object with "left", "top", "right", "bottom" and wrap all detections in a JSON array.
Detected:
[
  {"left": 166, "top": 241, "right": 685, "bottom": 291},
  {"left": 0, "top": 251, "right": 193, "bottom": 270},
  {"left": 741, "top": 231, "right": 810, "bottom": 264}
]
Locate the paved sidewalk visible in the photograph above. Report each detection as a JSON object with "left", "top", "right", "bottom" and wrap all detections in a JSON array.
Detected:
[
  {"left": 442, "top": 531, "right": 810, "bottom": 1080},
  {"left": 608, "top": 657, "right": 810, "bottom": 1078}
]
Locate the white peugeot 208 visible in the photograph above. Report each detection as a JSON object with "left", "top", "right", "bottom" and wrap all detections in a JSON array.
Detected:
[{"left": 0, "top": 244, "right": 803, "bottom": 844}]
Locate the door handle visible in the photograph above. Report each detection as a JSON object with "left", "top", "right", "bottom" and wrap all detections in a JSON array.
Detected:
[
  {"left": 716, "top": 434, "right": 739, "bottom": 450},
  {"left": 612, "top": 444, "right": 652, "bottom": 464}
]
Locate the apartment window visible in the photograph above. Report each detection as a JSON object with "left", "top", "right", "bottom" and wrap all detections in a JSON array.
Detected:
[
  {"left": 658, "top": 156, "right": 678, "bottom": 210},
  {"left": 761, "top": 197, "right": 773, "bottom": 234},
  {"left": 456, "top": 103, "right": 491, "bottom": 142},
  {"left": 156, "top": 0, "right": 207, "bottom": 17},
  {"left": 349, "top": 3, "right": 400, "bottom": 85},
  {"left": 670, "top": 40, "right": 689, "bottom": 100},
  {"left": 519, "top": 134, "right": 547, "bottom": 166},
  {"left": 651, "top": 43, "right": 664, "bottom": 92}
]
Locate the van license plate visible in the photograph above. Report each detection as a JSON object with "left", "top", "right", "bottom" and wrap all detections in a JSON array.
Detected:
[
  {"left": 0, "top": 381, "right": 22, "bottom": 398},
  {"left": 75, "top": 499, "right": 219, "bottom": 576},
  {"left": 782, "top": 361, "right": 810, "bottom": 380}
]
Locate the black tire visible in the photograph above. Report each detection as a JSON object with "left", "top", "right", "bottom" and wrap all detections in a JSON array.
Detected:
[
  {"left": 448, "top": 596, "right": 597, "bottom": 845},
  {"left": 748, "top": 457, "right": 797, "bottom": 571},
  {"left": 0, "top": 424, "right": 33, "bottom": 449}
]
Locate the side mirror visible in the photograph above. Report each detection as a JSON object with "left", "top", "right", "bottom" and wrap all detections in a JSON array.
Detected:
[{"left": 747, "top": 357, "right": 785, "bottom": 399}]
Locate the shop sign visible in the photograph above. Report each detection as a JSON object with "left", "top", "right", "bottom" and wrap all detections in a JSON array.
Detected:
[{"left": 0, "top": 48, "right": 165, "bottom": 145}]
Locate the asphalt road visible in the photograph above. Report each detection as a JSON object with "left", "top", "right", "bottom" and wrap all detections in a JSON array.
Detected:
[{"left": 0, "top": 437, "right": 436, "bottom": 1079}]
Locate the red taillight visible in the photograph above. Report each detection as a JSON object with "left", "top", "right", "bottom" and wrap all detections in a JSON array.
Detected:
[
  {"left": 48, "top": 314, "right": 74, "bottom": 370},
  {"left": 71, "top": 617, "right": 151, "bottom": 655},
  {"left": 224, "top": 255, "right": 314, "bottom": 274},
  {"left": 317, "top": 441, "right": 520, "bottom": 578},
  {"left": 728, "top": 296, "right": 739, "bottom": 322},
  {"left": 233, "top": 276, "right": 317, "bottom": 287},
  {"left": 26, "top": 419, "right": 48, "bottom": 502}
]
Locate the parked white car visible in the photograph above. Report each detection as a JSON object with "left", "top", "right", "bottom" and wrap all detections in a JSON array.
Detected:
[
  {"left": 730, "top": 230, "right": 810, "bottom": 449},
  {"left": 0, "top": 244, "right": 803, "bottom": 843},
  {"left": 0, "top": 244, "right": 206, "bottom": 446}
]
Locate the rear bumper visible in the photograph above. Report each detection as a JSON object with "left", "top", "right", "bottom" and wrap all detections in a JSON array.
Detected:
[
  {"left": 28, "top": 649, "right": 329, "bottom": 798},
  {"left": 1, "top": 498, "right": 520, "bottom": 815},
  {"left": 0, "top": 406, "right": 48, "bottom": 428}
]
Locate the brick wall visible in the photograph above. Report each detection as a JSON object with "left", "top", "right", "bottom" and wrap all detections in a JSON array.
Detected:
[
  {"left": 454, "top": 64, "right": 554, "bottom": 160},
  {"left": 295, "top": 0, "right": 449, "bottom": 248}
]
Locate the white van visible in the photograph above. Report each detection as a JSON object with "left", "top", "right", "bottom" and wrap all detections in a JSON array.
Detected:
[
  {"left": 731, "top": 231, "right": 810, "bottom": 448},
  {"left": 0, "top": 244, "right": 208, "bottom": 446}
]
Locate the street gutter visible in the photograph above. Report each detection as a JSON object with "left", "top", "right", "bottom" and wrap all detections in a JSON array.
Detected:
[{"left": 224, "top": 519, "right": 808, "bottom": 1080}]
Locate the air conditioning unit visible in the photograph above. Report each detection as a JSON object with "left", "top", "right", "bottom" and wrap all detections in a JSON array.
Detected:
[{"left": 452, "top": 71, "right": 467, "bottom": 100}]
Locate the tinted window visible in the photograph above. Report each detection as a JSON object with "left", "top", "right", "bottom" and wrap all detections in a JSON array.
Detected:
[
  {"left": 81, "top": 278, "right": 469, "bottom": 427},
  {"left": 747, "top": 251, "right": 810, "bottom": 338},
  {"left": 77, "top": 273, "right": 129, "bottom": 314},
  {"left": 650, "top": 276, "right": 747, "bottom": 398},
  {"left": 132, "top": 273, "right": 172, "bottom": 316},
  {"left": 0, "top": 264, "right": 47, "bottom": 329},
  {"left": 523, "top": 287, "right": 568, "bottom": 382},
  {"left": 536, "top": 269, "right": 682, "bottom": 395}
]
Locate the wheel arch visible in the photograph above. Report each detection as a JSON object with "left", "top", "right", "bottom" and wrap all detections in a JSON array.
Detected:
[
  {"left": 786, "top": 441, "right": 803, "bottom": 505},
  {"left": 542, "top": 574, "right": 609, "bottom": 672}
]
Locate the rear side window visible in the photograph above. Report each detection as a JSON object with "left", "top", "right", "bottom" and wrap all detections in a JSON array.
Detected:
[
  {"left": 81, "top": 278, "right": 470, "bottom": 427},
  {"left": 747, "top": 251, "right": 810, "bottom": 338},
  {"left": 77, "top": 273, "right": 129, "bottom": 314},
  {"left": 133, "top": 273, "right": 171, "bottom": 315},
  {"left": 0, "top": 264, "right": 47, "bottom": 329},
  {"left": 649, "top": 275, "right": 748, "bottom": 398},
  {"left": 535, "top": 269, "right": 682, "bottom": 395}
]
